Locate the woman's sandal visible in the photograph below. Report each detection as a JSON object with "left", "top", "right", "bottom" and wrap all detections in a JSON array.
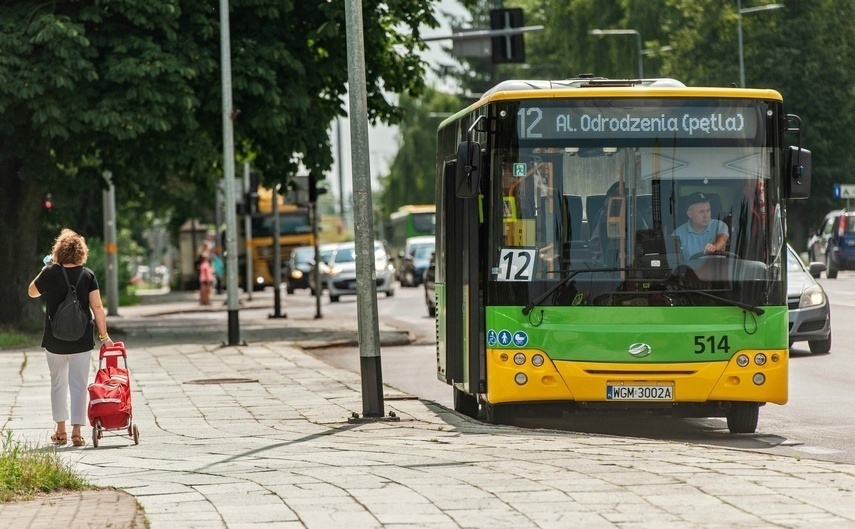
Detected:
[
  {"left": 51, "top": 432, "right": 68, "bottom": 445},
  {"left": 71, "top": 435, "right": 86, "bottom": 447}
]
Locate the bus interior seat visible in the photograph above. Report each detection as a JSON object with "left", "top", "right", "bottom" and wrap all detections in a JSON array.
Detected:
[
  {"left": 563, "top": 195, "right": 583, "bottom": 242},
  {"left": 636, "top": 194, "right": 652, "bottom": 216},
  {"left": 586, "top": 194, "right": 606, "bottom": 229}
]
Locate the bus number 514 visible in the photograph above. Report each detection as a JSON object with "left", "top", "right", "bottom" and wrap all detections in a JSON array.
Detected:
[{"left": 694, "top": 335, "right": 730, "bottom": 354}]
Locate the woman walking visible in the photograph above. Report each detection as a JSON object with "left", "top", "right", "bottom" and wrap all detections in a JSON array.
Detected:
[{"left": 28, "top": 229, "right": 113, "bottom": 447}]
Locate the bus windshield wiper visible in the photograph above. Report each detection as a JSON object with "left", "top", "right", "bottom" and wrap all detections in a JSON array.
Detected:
[
  {"left": 677, "top": 289, "right": 765, "bottom": 315},
  {"left": 522, "top": 267, "right": 625, "bottom": 315}
]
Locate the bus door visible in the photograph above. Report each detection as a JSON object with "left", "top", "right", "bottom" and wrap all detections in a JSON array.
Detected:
[{"left": 442, "top": 155, "right": 485, "bottom": 398}]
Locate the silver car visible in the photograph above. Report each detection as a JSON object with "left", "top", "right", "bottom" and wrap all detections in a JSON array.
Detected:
[
  {"left": 326, "top": 241, "right": 396, "bottom": 302},
  {"left": 787, "top": 244, "right": 832, "bottom": 354}
]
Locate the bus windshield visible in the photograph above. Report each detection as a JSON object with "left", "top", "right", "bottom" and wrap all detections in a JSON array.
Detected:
[
  {"left": 251, "top": 212, "right": 312, "bottom": 238},
  {"left": 489, "top": 98, "right": 784, "bottom": 309},
  {"left": 411, "top": 212, "right": 436, "bottom": 235}
]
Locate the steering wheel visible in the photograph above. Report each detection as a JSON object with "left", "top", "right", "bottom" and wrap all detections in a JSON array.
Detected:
[{"left": 688, "top": 250, "right": 738, "bottom": 260}]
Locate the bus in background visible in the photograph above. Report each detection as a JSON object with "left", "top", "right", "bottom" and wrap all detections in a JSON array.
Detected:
[
  {"left": 243, "top": 187, "right": 314, "bottom": 290},
  {"left": 435, "top": 75, "right": 811, "bottom": 433},
  {"left": 387, "top": 204, "right": 436, "bottom": 281}
]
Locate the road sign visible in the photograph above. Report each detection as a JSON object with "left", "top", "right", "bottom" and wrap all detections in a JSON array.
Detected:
[{"left": 834, "top": 184, "right": 855, "bottom": 199}]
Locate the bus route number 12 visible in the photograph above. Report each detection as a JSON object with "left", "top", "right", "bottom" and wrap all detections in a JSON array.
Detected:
[{"left": 498, "top": 248, "right": 537, "bottom": 282}]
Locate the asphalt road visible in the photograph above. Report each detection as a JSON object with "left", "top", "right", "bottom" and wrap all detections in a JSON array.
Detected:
[{"left": 290, "top": 274, "right": 855, "bottom": 464}]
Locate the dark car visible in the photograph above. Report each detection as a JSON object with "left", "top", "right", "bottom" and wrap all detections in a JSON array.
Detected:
[
  {"left": 787, "top": 244, "right": 832, "bottom": 354},
  {"left": 399, "top": 241, "right": 435, "bottom": 287},
  {"left": 807, "top": 209, "right": 855, "bottom": 278},
  {"left": 424, "top": 252, "right": 436, "bottom": 317},
  {"left": 285, "top": 246, "right": 315, "bottom": 294}
]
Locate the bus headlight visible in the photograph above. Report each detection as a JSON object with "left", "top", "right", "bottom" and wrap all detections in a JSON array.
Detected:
[
  {"left": 753, "top": 373, "right": 766, "bottom": 385},
  {"left": 513, "top": 353, "right": 526, "bottom": 365},
  {"left": 736, "top": 354, "right": 750, "bottom": 367},
  {"left": 754, "top": 353, "right": 767, "bottom": 366},
  {"left": 514, "top": 373, "right": 528, "bottom": 385},
  {"left": 800, "top": 285, "right": 825, "bottom": 308},
  {"left": 531, "top": 354, "right": 544, "bottom": 367}
]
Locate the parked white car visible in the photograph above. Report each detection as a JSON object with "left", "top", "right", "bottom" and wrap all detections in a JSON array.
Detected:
[{"left": 326, "top": 241, "right": 395, "bottom": 302}]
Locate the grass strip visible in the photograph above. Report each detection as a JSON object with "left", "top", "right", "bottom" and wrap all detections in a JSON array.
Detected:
[{"left": 0, "top": 431, "right": 91, "bottom": 503}]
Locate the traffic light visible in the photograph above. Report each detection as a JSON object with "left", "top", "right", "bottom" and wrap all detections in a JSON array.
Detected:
[
  {"left": 308, "top": 173, "right": 327, "bottom": 203},
  {"left": 43, "top": 193, "right": 53, "bottom": 211},
  {"left": 490, "top": 8, "right": 525, "bottom": 64},
  {"left": 245, "top": 171, "right": 259, "bottom": 215}
]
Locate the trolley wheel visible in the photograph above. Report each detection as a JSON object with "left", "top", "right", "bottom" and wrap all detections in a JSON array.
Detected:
[
  {"left": 92, "top": 427, "right": 99, "bottom": 448},
  {"left": 133, "top": 424, "right": 140, "bottom": 445}
]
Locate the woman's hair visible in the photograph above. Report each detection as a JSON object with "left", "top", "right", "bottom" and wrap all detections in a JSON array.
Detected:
[
  {"left": 197, "top": 240, "right": 212, "bottom": 257},
  {"left": 52, "top": 229, "right": 89, "bottom": 265}
]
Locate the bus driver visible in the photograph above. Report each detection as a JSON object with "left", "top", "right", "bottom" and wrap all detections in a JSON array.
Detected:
[{"left": 672, "top": 192, "right": 729, "bottom": 260}]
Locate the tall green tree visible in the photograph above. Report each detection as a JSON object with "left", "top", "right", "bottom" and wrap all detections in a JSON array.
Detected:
[
  {"left": 0, "top": 0, "right": 437, "bottom": 328},
  {"left": 378, "top": 88, "right": 462, "bottom": 215}
]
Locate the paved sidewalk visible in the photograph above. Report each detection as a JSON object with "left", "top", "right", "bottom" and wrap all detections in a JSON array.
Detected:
[{"left": 2, "top": 290, "right": 855, "bottom": 528}]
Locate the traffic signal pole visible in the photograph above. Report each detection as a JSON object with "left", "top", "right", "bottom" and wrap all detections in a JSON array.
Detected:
[
  {"left": 344, "top": 0, "right": 397, "bottom": 423},
  {"left": 243, "top": 163, "right": 253, "bottom": 301},
  {"left": 102, "top": 171, "right": 119, "bottom": 317},
  {"left": 219, "top": 0, "right": 241, "bottom": 346},
  {"left": 269, "top": 183, "right": 286, "bottom": 319}
]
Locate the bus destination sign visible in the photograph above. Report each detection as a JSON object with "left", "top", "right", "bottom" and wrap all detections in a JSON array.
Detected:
[{"left": 516, "top": 104, "right": 760, "bottom": 140}]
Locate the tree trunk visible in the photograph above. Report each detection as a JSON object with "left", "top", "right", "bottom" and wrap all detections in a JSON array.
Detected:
[{"left": 0, "top": 157, "right": 45, "bottom": 329}]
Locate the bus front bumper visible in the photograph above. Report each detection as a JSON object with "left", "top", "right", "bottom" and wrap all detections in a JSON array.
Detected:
[{"left": 485, "top": 348, "right": 788, "bottom": 406}]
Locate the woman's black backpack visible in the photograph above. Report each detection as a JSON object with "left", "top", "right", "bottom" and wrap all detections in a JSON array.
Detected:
[{"left": 50, "top": 266, "right": 91, "bottom": 341}]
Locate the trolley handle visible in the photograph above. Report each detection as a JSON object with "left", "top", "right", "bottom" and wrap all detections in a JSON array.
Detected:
[{"left": 99, "top": 342, "right": 129, "bottom": 370}]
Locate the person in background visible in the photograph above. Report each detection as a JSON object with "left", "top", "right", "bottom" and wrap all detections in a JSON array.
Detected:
[
  {"left": 672, "top": 192, "right": 729, "bottom": 260},
  {"left": 198, "top": 253, "right": 214, "bottom": 305},
  {"left": 28, "top": 229, "right": 113, "bottom": 447},
  {"left": 210, "top": 246, "right": 225, "bottom": 294}
]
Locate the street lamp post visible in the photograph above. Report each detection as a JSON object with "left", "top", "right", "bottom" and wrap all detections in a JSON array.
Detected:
[
  {"left": 737, "top": 1, "right": 784, "bottom": 88},
  {"left": 589, "top": 29, "right": 643, "bottom": 79}
]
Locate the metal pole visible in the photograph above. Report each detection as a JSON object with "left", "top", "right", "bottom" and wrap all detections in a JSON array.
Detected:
[
  {"left": 737, "top": 0, "right": 745, "bottom": 88},
  {"left": 312, "top": 200, "right": 322, "bottom": 319},
  {"left": 102, "top": 171, "right": 119, "bottom": 316},
  {"left": 219, "top": 0, "right": 241, "bottom": 345},
  {"left": 344, "top": 0, "right": 386, "bottom": 419},
  {"left": 270, "top": 183, "right": 286, "bottom": 318},
  {"left": 214, "top": 183, "right": 225, "bottom": 294},
  {"left": 635, "top": 31, "right": 643, "bottom": 79},
  {"left": 336, "top": 117, "right": 346, "bottom": 230},
  {"left": 243, "top": 162, "right": 253, "bottom": 301}
]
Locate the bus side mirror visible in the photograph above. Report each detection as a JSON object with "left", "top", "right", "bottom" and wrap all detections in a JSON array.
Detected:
[
  {"left": 786, "top": 146, "right": 811, "bottom": 200},
  {"left": 456, "top": 141, "right": 481, "bottom": 198}
]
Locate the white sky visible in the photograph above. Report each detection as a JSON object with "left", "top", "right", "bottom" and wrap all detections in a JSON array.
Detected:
[{"left": 327, "top": 0, "right": 469, "bottom": 209}]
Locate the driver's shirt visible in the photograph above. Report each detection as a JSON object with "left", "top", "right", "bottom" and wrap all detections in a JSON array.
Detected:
[{"left": 672, "top": 219, "right": 728, "bottom": 260}]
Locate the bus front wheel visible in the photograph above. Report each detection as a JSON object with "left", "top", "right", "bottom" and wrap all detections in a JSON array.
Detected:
[
  {"left": 482, "top": 401, "right": 508, "bottom": 425},
  {"left": 726, "top": 402, "right": 759, "bottom": 434},
  {"left": 453, "top": 388, "right": 479, "bottom": 419}
]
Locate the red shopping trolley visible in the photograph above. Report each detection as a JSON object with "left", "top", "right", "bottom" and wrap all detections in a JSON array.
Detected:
[{"left": 88, "top": 342, "right": 139, "bottom": 447}]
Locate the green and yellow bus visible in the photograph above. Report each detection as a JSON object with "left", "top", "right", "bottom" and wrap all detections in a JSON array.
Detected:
[
  {"left": 387, "top": 204, "right": 436, "bottom": 277},
  {"left": 434, "top": 76, "right": 811, "bottom": 433}
]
